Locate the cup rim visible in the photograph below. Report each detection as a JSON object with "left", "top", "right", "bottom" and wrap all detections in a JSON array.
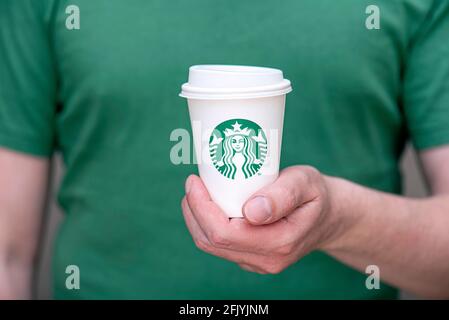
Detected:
[
  {"left": 180, "top": 80, "right": 292, "bottom": 100},
  {"left": 189, "top": 64, "right": 282, "bottom": 76}
]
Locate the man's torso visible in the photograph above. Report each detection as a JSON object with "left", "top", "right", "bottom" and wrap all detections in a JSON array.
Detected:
[{"left": 46, "top": 0, "right": 421, "bottom": 299}]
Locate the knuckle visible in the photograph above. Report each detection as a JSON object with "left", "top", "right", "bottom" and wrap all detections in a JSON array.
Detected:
[
  {"left": 301, "top": 165, "right": 319, "bottom": 176},
  {"left": 280, "top": 186, "right": 298, "bottom": 210},
  {"left": 263, "top": 262, "right": 285, "bottom": 275},
  {"left": 302, "top": 166, "right": 319, "bottom": 182},
  {"left": 295, "top": 165, "right": 324, "bottom": 197},
  {"left": 276, "top": 243, "right": 295, "bottom": 256},
  {"left": 290, "top": 165, "right": 308, "bottom": 178},
  {"left": 194, "top": 238, "right": 211, "bottom": 252},
  {"left": 181, "top": 197, "right": 188, "bottom": 210},
  {"left": 208, "top": 230, "right": 230, "bottom": 247}
]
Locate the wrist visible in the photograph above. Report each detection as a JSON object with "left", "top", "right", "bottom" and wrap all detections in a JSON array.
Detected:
[{"left": 317, "top": 175, "right": 363, "bottom": 252}]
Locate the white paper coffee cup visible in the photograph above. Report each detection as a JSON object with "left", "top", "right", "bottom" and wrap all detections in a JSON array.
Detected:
[{"left": 180, "top": 65, "right": 292, "bottom": 218}]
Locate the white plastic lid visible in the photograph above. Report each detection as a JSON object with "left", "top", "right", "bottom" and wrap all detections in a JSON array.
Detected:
[{"left": 179, "top": 65, "right": 292, "bottom": 100}]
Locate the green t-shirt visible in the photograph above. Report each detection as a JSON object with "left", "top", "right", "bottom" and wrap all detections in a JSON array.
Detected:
[{"left": 1, "top": 0, "right": 449, "bottom": 299}]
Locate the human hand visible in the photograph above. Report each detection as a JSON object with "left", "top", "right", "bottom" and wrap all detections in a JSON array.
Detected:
[{"left": 181, "top": 166, "right": 345, "bottom": 274}]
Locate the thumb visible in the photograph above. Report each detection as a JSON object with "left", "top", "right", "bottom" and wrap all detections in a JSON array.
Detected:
[{"left": 242, "top": 166, "right": 314, "bottom": 225}]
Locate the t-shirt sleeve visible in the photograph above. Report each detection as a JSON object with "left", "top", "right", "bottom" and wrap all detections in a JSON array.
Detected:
[
  {"left": 403, "top": 1, "right": 449, "bottom": 150},
  {"left": 0, "top": 1, "right": 57, "bottom": 157}
]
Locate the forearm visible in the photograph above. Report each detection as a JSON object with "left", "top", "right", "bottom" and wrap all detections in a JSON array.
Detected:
[
  {"left": 0, "top": 208, "right": 41, "bottom": 300},
  {"left": 0, "top": 220, "right": 40, "bottom": 300},
  {"left": 0, "top": 252, "right": 33, "bottom": 299},
  {"left": 0, "top": 149, "right": 50, "bottom": 299},
  {"left": 0, "top": 223, "right": 36, "bottom": 300},
  {"left": 322, "top": 176, "right": 449, "bottom": 298}
]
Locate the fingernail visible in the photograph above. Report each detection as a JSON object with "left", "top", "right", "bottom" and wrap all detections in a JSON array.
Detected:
[
  {"left": 185, "top": 176, "right": 193, "bottom": 194},
  {"left": 244, "top": 196, "right": 272, "bottom": 223}
]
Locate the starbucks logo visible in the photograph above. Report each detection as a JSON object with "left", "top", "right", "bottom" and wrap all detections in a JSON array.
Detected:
[{"left": 209, "top": 119, "right": 267, "bottom": 180}]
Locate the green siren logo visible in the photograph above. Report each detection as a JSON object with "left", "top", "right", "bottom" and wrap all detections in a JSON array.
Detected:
[{"left": 209, "top": 119, "right": 267, "bottom": 180}]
